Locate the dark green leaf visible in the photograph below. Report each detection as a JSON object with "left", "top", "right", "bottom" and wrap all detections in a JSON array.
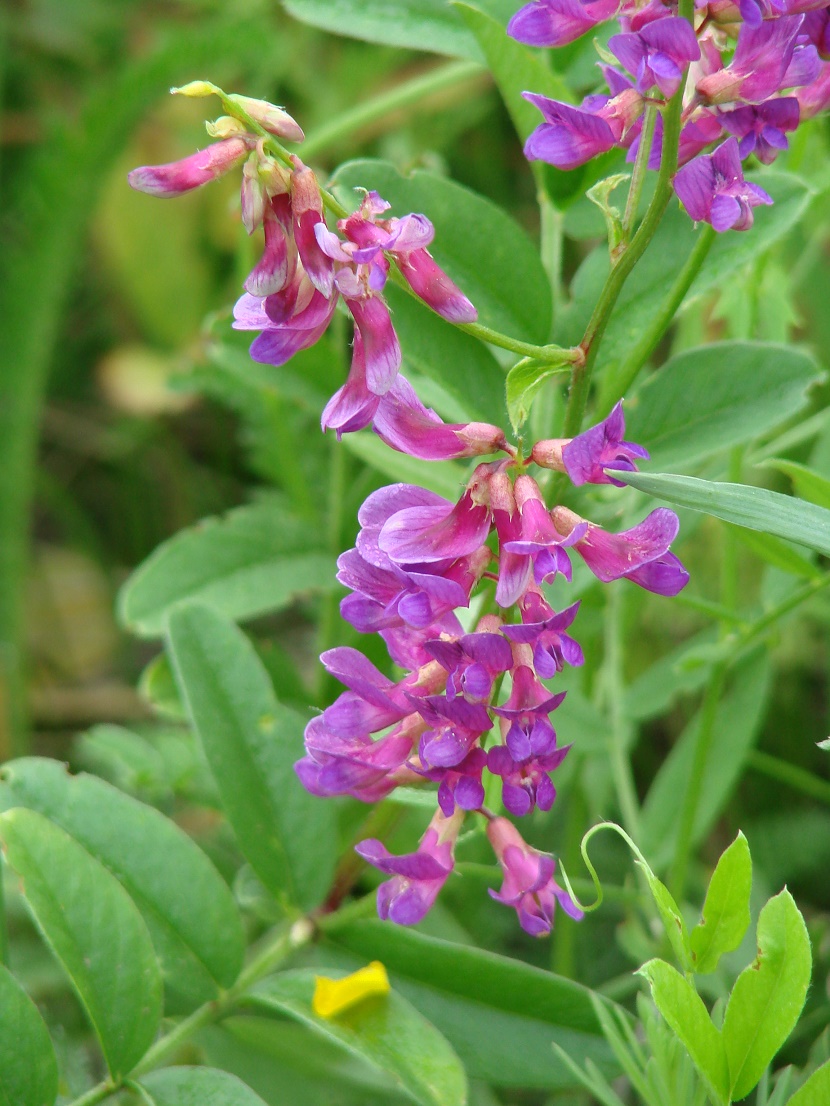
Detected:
[
  {"left": 119, "top": 499, "right": 337, "bottom": 638},
  {"left": 248, "top": 969, "right": 467, "bottom": 1106},
  {"left": 328, "top": 921, "right": 617, "bottom": 1088},
  {"left": 614, "top": 470, "right": 830, "bottom": 558},
  {"left": 140, "top": 1066, "right": 270, "bottom": 1106},
  {"left": 725, "top": 893, "right": 814, "bottom": 1101},
  {"left": 0, "top": 963, "right": 58, "bottom": 1106},
  {"left": 283, "top": 0, "right": 516, "bottom": 60},
  {"left": 641, "top": 653, "right": 771, "bottom": 869},
  {"left": 638, "top": 959, "right": 729, "bottom": 1105},
  {"left": 330, "top": 159, "right": 551, "bottom": 342},
  {"left": 690, "top": 832, "right": 752, "bottom": 976},
  {"left": 166, "top": 604, "right": 336, "bottom": 911},
  {"left": 0, "top": 757, "right": 244, "bottom": 1009},
  {"left": 625, "top": 342, "right": 821, "bottom": 469},
  {"left": 723, "top": 889, "right": 812, "bottom": 1101},
  {"left": 0, "top": 808, "right": 162, "bottom": 1078}
]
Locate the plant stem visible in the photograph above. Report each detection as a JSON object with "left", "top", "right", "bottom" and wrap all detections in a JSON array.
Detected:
[
  {"left": 540, "top": 190, "right": 566, "bottom": 320},
  {"left": 621, "top": 100, "right": 658, "bottom": 240},
  {"left": 300, "top": 61, "right": 486, "bottom": 160},
  {"left": 604, "top": 587, "right": 642, "bottom": 842},
  {"left": 747, "top": 750, "right": 830, "bottom": 806},
  {"left": 598, "top": 223, "right": 716, "bottom": 412}
]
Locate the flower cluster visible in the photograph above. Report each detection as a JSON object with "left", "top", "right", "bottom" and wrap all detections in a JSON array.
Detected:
[
  {"left": 511, "top": 0, "right": 830, "bottom": 232},
  {"left": 296, "top": 400, "right": 687, "bottom": 935},
  {"left": 128, "top": 88, "right": 688, "bottom": 937}
]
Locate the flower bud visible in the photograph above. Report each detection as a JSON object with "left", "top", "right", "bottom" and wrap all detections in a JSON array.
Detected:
[
  {"left": 228, "top": 94, "right": 305, "bottom": 142},
  {"left": 205, "top": 115, "right": 247, "bottom": 139},
  {"left": 127, "top": 137, "right": 249, "bottom": 198},
  {"left": 171, "top": 80, "right": 217, "bottom": 98},
  {"left": 529, "top": 438, "right": 567, "bottom": 471}
]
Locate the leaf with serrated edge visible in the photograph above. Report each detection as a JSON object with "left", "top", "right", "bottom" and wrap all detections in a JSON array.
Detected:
[
  {"left": 248, "top": 970, "right": 467, "bottom": 1106},
  {"left": 723, "top": 889, "right": 811, "bottom": 1101},
  {"left": 639, "top": 959, "right": 729, "bottom": 1105},
  {"left": 0, "top": 808, "right": 162, "bottom": 1078},
  {"left": 0, "top": 962, "right": 58, "bottom": 1106},
  {"left": 691, "top": 832, "right": 752, "bottom": 976}
]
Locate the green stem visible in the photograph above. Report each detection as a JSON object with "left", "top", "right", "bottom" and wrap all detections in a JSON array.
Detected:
[
  {"left": 668, "top": 664, "right": 728, "bottom": 899},
  {"left": 557, "top": 820, "right": 654, "bottom": 914},
  {"left": 621, "top": 100, "right": 658, "bottom": 240},
  {"left": 604, "top": 587, "right": 641, "bottom": 841},
  {"left": 598, "top": 223, "right": 716, "bottom": 412},
  {"left": 747, "top": 750, "right": 830, "bottom": 806},
  {"left": 300, "top": 61, "right": 486, "bottom": 160},
  {"left": 553, "top": 776, "right": 588, "bottom": 978},
  {"left": 540, "top": 190, "right": 566, "bottom": 320}
]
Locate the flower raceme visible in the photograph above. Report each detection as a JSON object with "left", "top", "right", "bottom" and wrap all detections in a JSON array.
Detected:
[
  {"left": 511, "top": 0, "right": 830, "bottom": 234},
  {"left": 295, "top": 402, "right": 688, "bottom": 934}
]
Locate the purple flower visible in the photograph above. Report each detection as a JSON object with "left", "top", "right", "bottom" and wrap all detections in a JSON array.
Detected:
[
  {"left": 424, "top": 623, "right": 514, "bottom": 703},
  {"left": 561, "top": 400, "right": 649, "bottom": 487},
  {"left": 414, "top": 747, "right": 488, "bottom": 816},
  {"left": 719, "top": 98, "right": 800, "bottom": 164},
  {"left": 796, "top": 60, "right": 830, "bottom": 117},
  {"left": 609, "top": 17, "right": 700, "bottom": 99},
  {"left": 291, "top": 157, "right": 335, "bottom": 297},
  {"left": 491, "top": 664, "right": 566, "bottom": 763},
  {"left": 523, "top": 87, "right": 643, "bottom": 170},
  {"left": 673, "top": 137, "right": 773, "bottom": 232},
  {"left": 553, "top": 505, "right": 690, "bottom": 596},
  {"left": 296, "top": 715, "right": 417, "bottom": 802},
  {"left": 508, "top": 0, "right": 621, "bottom": 48},
  {"left": 414, "top": 694, "right": 493, "bottom": 769},
  {"left": 697, "top": 17, "right": 818, "bottom": 105},
  {"left": 500, "top": 475, "right": 587, "bottom": 600},
  {"left": 487, "top": 818, "right": 583, "bottom": 937},
  {"left": 233, "top": 269, "right": 338, "bottom": 367},
  {"left": 502, "top": 592, "right": 584, "bottom": 678},
  {"left": 356, "top": 808, "right": 463, "bottom": 925},
  {"left": 245, "top": 194, "right": 293, "bottom": 297},
  {"left": 127, "top": 137, "right": 250, "bottom": 197},
  {"left": 626, "top": 108, "right": 724, "bottom": 172}
]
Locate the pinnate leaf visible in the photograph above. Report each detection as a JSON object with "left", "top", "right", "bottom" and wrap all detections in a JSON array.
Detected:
[
  {"left": 0, "top": 808, "right": 162, "bottom": 1078},
  {"left": 723, "top": 888, "right": 812, "bottom": 1101},
  {"left": 690, "top": 831, "right": 752, "bottom": 975}
]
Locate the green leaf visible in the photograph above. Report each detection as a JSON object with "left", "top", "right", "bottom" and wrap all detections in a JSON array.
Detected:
[
  {"left": 638, "top": 959, "right": 729, "bottom": 1105},
  {"left": 690, "top": 832, "right": 753, "bottom": 976},
  {"left": 387, "top": 285, "right": 506, "bottom": 425},
  {"left": 455, "top": 2, "right": 570, "bottom": 144},
  {"left": 625, "top": 342, "right": 821, "bottom": 470},
  {"left": 166, "top": 603, "right": 336, "bottom": 911},
  {"left": 595, "top": 171, "right": 815, "bottom": 407},
  {"left": 283, "top": 0, "right": 515, "bottom": 60},
  {"left": 723, "top": 889, "right": 812, "bottom": 1101},
  {"left": 0, "top": 962, "right": 58, "bottom": 1106},
  {"left": 0, "top": 808, "right": 162, "bottom": 1078},
  {"left": 763, "top": 459, "right": 830, "bottom": 509},
  {"left": 726, "top": 525, "right": 822, "bottom": 581},
  {"left": 341, "top": 433, "right": 466, "bottom": 500},
  {"left": 328, "top": 921, "right": 617, "bottom": 1088},
  {"left": 140, "top": 1066, "right": 271, "bottom": 1106},
  {"left": 247, "top": 969, "right": 467, "bottom": 1106},
  {"left": 330, "top": 159, "right": 551, "bottom": 343},
  {"left": 633, "top": 862, "right": 691, "bottom": 972},
  {"left": 787, "top": 1059, "right": 830, "bottom": 1106},
  {"left": 119, "top": 498, "right": 337, "bottom": 639},
  {"left": 506, "top": 360, "right": 570, "bottom": 434},
  {"left": 0, "top": 757, "right": 244, "bottom": 1010},
  {"left": 641, "top": 653, "right": 771, "bottom": 869},
  {"left": 614, "top": 470, "right": 830, "bottom": 558}
]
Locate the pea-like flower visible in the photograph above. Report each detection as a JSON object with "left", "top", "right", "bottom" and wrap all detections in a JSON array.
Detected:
[{"left": 673, "top": 138, "right": 773, "bottom": 233}]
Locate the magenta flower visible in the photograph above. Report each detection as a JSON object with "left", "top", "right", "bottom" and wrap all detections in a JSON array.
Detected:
[
  {"left": 424, "top": 625, "right": 514, "bottom": 703},
  {"left": 487, "top": 818, "right": 583, "bottom": 937},
  {"left": 356, "top": 808, "right": 463, "bottom": 925},
  {"left": 609, "top": 18, "right": 700, "bottom": 99},
  {"left": 128, "top": 137, "right": 250, "bottom": 197},
  {"left": 553, "top": 506, "right": 690, "bottom": 595},
  {"left": 673, "top": 138, "right": 773, "bottom": 232},
  {"left": 501, "top": 475, "right": 587, "bottom": 599},
  {"left": 697, "top": 17, "right": 818, "bottom": 105},
  {"left": 296, "top": 715, "right": 416, "bottom": 802},
  {"left": 501, "top": 592, "right": 584, "bottom": 678},
  {"left": 523, "top": 88, "right": 643, "bottom": 170},
  {"left": 508, "top": 0, "right": 620, "bottom": 47},
  {"left": 562, "top": 400, "right": 649, "bottom": 486},
  {"left": 719, "top": 98, "right": 800, "bottom": 164}
]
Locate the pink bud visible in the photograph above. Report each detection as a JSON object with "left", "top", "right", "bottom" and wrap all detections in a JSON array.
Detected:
[
  {"left": 229, "top": 95, "right": 305, "bottom": 143},
  {"left": 127, "top": 137, "right": 249, "bottom": 198},
  {"left": 529, "top": 438, "right": 567, "bottom": 472}
]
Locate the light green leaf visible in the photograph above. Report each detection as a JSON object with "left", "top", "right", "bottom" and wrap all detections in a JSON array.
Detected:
[
  {"left": 328, "top": 920, "right": 617, "bottom": 1088},
  {"left": 638, "top": 959, "right": 729, "bottom": 1105},
  {"left": 625, "top": 342, "right": 821, "bottom": 469},
  {"left": 140, "top": 1066, "right": 271, "bottom": 1106},
  {"left": 166, "top": 603, "right": 336, "bottom": 911},
  {"left": 330, "top": 159, "right": 551, "bottom": 343},
  {"left": 726, "top": 525, "right": 822, "bottom": 581},
  {"left": 506, "top": 359, "right": 570, "bottom": 434},
  {"left": 763, "top": 459, "right": 830, "bottom": 509},
  {"left": 787, "top": 1059, "right": 830, "bottom": 1106},
  {"left": 641, "top": 653, "right": 771, "bottom": 869},
  {"left": 342, "top": 433, "right": 466, "bottom": 500},
  {"left": 633, "top": 862, "right": 691, "bottom": 972},
  {"left": 0, "top": 757, "right": 244, "bottom": 1010},
  {"left": 690, "top": 832, "right": 752, "bottom": 976},
  {"left": 283, "top": 0, "right": 515, "bottom": 60},
  {"left": 0, "top": 962, "right": 58, "bottom": 1106},
  {"left": 247, "top": 969, "right": 467, "bottom": 1106},
  {"left": 723, "top": 889, "right": 812, "bottom": 1101},
  {"left": 614, "top": 470, "right": 830, "bottom": 558},
  {"left": 455, "top": 2, "right": 571, "bottom": 144},
  {"left": 0, "top": 808, "right": 162, "bottom": 1078},
  {"left": 119, "top": 499, "right": 337, "bottom": 638}
]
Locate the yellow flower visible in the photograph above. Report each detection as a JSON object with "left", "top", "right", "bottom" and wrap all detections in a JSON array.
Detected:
[{"left": 312, "top": 961, "right": 390, "bottom": 1018}]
